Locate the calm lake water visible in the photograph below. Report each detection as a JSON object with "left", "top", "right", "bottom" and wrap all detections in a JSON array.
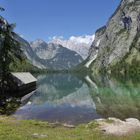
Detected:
[{"left": 13, "top": 74, "right": 140, "bottom": 125}]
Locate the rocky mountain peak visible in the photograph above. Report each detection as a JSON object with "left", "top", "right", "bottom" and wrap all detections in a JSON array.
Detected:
[
  {"left": 29, "top": 39, "right": 83, "bottom": 70},
  {"left": 30, "top": 39, "right": 48, "bottom": 50},
  {"left": 50, "top": 35, "right": 95, "bottom": 59}
]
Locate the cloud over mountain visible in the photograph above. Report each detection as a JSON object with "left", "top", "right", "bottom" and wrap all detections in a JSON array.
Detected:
[{"left": 49, "top": 34, "right": 95, "bottom": 59}]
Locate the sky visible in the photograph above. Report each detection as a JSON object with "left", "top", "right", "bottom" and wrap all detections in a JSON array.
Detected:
[{"left": 0, "top": 0, "right": 120, "bottom": 41}]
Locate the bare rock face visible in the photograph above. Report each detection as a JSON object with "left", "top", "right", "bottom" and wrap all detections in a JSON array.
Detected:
[
  {"left": 98, "top": 118, "right": 140, "bottom": 136},
  {"left": 14, "top": 36, "right": 83, "bottom": 70},
  {"left": 85, "top": 26, "right": 105, "bottom": 68},
  {"left": 50, "top": 35, "right": 95, "bottom": 60},
  {"left": 86, "top": 0, "right": 140, "bottom": 74},
  {"left": 30, "top": 39, "right": 83, "bottom": 70}
]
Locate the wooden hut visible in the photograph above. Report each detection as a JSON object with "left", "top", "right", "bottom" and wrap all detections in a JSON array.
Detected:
[{"left": 11, "top": 72, "right": 37, "bottom": 97}]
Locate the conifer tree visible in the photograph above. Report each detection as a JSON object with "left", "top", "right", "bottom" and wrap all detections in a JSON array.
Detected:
[{"left": 0, "top": 7, "right": 23, "bottom": 95}]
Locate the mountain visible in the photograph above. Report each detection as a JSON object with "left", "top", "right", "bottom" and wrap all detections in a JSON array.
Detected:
[
  {"left": 11, "top": 36, "right": 83, "bottom": 70},
  {"left": 84, "top": 0, "right": 140, "bottom": 74},
  {"left": 14, "top": 35, "right": 47, "bottom": 69},
  {"left": 30, "top": 39, "right": 83, "bottom": 70},
  {"left": 50, "top": 35, "right": 95, "bottom": 59},
  {"left": 0, "top": 15, "right": 40, "bottom": 72}
]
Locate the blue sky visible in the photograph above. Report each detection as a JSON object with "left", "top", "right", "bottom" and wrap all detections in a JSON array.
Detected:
[{"left": 0, "top": 0, "right": 120, "bottom": 41}]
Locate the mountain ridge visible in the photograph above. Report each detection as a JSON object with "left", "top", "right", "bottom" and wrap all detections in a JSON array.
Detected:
[
  {"left": 49, "top": 35, "right": 95, "bottom": 59},
  {"left": 29, "top": 39, "right": 83, "bottom": 70}
]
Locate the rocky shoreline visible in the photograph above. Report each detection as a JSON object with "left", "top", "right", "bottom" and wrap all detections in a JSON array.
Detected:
[
  {"left": 0, "top": 115, "right": 140, "bottom": 140},
  {"left": 60, "top": 117, "right": 140, "bottom": 136},
  {"left": 94, "top": 118, "right": 140, "bottom": 136},
  {"left": 52, "top": 117, "right": 140, "bottom": 136}
]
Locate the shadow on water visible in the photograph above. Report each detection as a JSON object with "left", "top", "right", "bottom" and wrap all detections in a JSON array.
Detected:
[
  {"left": 11, "top": 73, "right": 140, "bottom": 125},
  {"left": 0, "top": 96, "right": 21, "bottom": 115},
  {"left": 0, "top": 86, "right": 36, "bottom": 116}
]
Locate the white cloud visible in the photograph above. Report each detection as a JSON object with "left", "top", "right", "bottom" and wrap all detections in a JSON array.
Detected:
[
  {"left": 69, "top": 35, "right": 95, "bottom": 45},
  {"left": 48, "top": 34, "right": 95, "bottom": 59},
  {"left": 49, "top": 34, "right": 95, "bottom": 45}
]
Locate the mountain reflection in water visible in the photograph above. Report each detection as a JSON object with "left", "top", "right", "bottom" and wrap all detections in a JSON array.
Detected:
[{"left": 13, "top": 74, "right": 140, "bottom": 125}]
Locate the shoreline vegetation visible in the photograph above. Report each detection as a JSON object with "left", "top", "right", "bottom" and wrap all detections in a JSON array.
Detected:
[{"left": 0, "top": 116, "right": 139, "bottom": 140}]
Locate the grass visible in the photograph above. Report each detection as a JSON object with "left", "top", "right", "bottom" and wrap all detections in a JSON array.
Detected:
[{"left": 0, "top": 116, "right": 140, "bottom": 140}]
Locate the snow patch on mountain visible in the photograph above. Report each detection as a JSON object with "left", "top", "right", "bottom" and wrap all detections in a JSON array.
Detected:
[
  {"left": 49, "top": 34, "right": 95, "bottom": 59},
  {"left": 30, "top": 39, "right": 47, "bottom": 50},
  {"left": 30, "top": 39, "right": 83, "bottom": 70}
]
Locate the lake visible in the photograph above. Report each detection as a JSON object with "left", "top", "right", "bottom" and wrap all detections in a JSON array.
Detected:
[{"left": 13, "top": 73, "right": 140, "bottom": 125}]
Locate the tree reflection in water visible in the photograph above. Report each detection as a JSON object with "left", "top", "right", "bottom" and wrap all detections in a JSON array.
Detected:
[
  {"left": 88, "top": 74, "right": 140, "bottom": 120},
  {"left": 0, "top": 96, "right": 21, "bottom": 115}
]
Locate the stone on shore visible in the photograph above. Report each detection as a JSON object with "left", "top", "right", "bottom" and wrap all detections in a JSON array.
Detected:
[{"left": 97, "top": 118, "right": 140, "bottom": 136}]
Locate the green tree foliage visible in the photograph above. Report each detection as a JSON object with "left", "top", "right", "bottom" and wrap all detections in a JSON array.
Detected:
[{"left": 0, "top": 7, "right": 23, "bottom": 95}]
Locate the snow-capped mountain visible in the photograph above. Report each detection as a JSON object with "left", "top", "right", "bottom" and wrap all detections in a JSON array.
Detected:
[
  {"left": 49, "top": 35, "right": 95, "bottom": 59},
  {"left": 31, "top": 39, "right": 48, "bottom": 51},
  {"left": 30, "top": 39, "right": 83, "bottom": 70}
]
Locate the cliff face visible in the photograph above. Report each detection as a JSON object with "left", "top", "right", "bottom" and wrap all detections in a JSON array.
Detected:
[{"left": 85, "top": 0, "right": 140, "bottom": 74}]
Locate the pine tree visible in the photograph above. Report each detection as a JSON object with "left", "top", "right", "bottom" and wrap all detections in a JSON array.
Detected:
[{"left": 0, "top": 7, "right": 23, "bottom": 95}]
